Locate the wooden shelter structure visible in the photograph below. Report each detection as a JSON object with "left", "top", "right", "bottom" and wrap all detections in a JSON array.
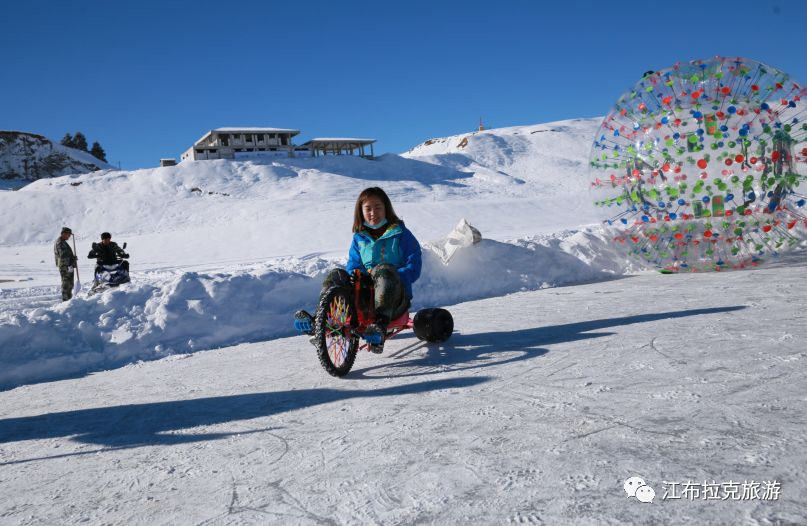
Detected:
[{"left": 298, "top": 138, "right": 376, "bottom": 159}]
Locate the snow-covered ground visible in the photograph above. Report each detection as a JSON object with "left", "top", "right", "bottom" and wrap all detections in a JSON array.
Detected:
[
  {"left": 2, "top": 261, "right": 805, "bottom": 525},
  {"left": 1, "top": 118, "right": 806, "bottom": 524}
]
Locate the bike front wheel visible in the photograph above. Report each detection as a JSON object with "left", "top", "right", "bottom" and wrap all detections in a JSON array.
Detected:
[{"left": 314, "top": 286, "right": 359, "bottom": 377}]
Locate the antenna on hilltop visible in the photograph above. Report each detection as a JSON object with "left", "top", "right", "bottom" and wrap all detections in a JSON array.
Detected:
[{"left": 478, "top": 117, "right": 485, "bottom": 132}]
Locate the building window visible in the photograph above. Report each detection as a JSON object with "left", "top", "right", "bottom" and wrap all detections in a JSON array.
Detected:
[
  {"left": 245, "top": 135, "right": 253, "bottom": 143},
  {"left": 220, "top": 135, "right": 229, "bottom": 146}
]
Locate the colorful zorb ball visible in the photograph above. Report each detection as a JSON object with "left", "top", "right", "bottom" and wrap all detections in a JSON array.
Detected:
[{"left": 590, "top": 56, "right": 807, "bottom": 272}]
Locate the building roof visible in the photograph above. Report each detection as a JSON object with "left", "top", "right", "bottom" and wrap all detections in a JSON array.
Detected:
[
  {"left": 194, "top": 127, "right": 301, "bottom": 146},
  {"left": 214, "top": 127, "right": 300, "bottom": 134}
]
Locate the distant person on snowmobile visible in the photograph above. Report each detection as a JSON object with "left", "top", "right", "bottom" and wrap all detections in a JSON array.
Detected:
[
  {"left": 296, "top": 186, "right": 422, "bottom": 353},
  {"left": 88, "top": 232, "right": 129, "bottom": 271}
]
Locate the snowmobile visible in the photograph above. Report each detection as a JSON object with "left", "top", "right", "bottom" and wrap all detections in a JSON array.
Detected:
[
  {"left": 294, "top": 269, "right": 453, "bottom": 377},
  {"left": 88, "top": 242, "right": 131, "bottom": 295}
]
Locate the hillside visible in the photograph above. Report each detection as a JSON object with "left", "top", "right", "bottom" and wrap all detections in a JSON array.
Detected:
[
  {"left": 0, "top": 119, "right": 604, "bottom": 253},
  {"left": 403, "top": 117, "right": 599, "bottom": 190},
  {"left": 0, "top": 119, "right": 605, "bottom": 254},
  {"left": 0, "top": 131, "right": 112, "bottom": 188},
  {"left": 403, "top": 118, "right": 602, "bottom": 233}
]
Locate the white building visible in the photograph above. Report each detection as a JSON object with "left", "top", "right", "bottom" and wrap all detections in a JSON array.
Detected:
[{"left": 180, "top": 127, "right": 301, "bottom": 162}]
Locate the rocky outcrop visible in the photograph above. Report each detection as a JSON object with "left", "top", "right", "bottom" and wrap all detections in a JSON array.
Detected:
[{"left": 0, "top": 131, "right": 110, "bottom": 182}]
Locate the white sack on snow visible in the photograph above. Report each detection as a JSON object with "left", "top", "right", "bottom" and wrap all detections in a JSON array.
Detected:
[{"left": 424, "top": 218, "right": 482, "bottom": 265}]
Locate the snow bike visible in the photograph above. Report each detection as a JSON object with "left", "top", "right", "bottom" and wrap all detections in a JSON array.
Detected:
[
  {"left": 295, "top": 270, "right": 454, "bottom": 377},
  {"left": 88, "top": 242, "right": 131, "bottom": 295}
]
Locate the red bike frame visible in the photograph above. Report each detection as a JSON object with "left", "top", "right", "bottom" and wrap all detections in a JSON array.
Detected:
[{"left": 352, "top": 270, "right": 414, "bottom": 352}]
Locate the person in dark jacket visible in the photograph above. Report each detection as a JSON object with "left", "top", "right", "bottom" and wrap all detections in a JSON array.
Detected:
[
  {"left": 54, "top": 226, "right": 77, "bottom": 301},
  {"left": 88, "top": 232, "right": 129, "bottom": 270},
  {"left": 296, "top": 187, "right": 422, "bottom": 353}
]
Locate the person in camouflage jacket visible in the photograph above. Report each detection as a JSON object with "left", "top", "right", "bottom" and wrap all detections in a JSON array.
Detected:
[{"left": 54, "top": 226, "right": 77, "bottom": 301}]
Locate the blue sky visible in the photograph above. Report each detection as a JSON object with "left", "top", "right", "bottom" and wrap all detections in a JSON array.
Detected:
[{"left": 4, "top": 0, "right": 805, "bottom": 169}]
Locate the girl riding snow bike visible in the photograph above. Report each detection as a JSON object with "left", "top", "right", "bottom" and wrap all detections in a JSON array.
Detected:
[{"left": 295, "top": 187, "right": 453, "bottom": 377}]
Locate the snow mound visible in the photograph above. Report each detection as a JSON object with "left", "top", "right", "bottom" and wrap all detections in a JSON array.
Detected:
[
  {"left": 0, "top": 229, "right": 630, "bottom": 390},
  {"left": 0, "top": 266, "right": 321, "bottom": 389}
]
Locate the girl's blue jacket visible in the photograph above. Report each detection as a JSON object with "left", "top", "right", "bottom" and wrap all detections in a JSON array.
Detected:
[{"left": 346, "top": 222, "right": 422, "bottom": 298}]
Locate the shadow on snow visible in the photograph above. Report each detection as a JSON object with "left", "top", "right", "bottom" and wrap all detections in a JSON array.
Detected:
[
  {"left": 0, "top": 305, "right": 745, "bottom": 464},
  {"left": 353, "top": 306, "right": 746, "bottom": 379},
  {"left": 0, "top": 376, "right": 490, "bottom": 459}
]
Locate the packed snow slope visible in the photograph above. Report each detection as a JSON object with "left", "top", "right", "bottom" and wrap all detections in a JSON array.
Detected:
[
  {"left": 0, "top": 131, "right": 112, "bottom": 187},
  {"left": 1, "top": 261, "right": 805, "bottom": 525}
]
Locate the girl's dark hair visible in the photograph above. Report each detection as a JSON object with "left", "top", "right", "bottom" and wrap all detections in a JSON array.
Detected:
[{"left": 352, "top": 187, "right": 401, "bottom": 232}]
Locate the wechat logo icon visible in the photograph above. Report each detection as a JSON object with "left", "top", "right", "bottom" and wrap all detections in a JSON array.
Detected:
[{"left": 624, "top": 476, "right": 655, "bottom": 503}]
